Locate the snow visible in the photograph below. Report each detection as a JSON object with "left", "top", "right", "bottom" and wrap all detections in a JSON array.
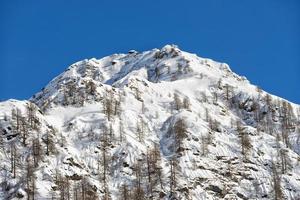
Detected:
[{"left": 1, "top": 45, "right": 300, "bottom": 199}]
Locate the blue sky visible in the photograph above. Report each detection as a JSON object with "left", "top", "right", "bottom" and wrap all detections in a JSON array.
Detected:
[{"left": 0, "top": 0, "right": 299, "bottom": 103}]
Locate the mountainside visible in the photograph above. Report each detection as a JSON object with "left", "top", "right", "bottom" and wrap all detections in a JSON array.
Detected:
[{"left": 1, "top": 44, "right": 300, "bottom": 200}]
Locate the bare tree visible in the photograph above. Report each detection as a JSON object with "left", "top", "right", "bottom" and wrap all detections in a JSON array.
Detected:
[
  {"left": 281, "top": 124, "right": 290, "bottom": 148},
  {"left": 103, "top": 96, "right": 113, "bottom": 121},
  {"left": 132, "top": 159, "right": 145, "bottom": 200},
  {"left": 120, "top": 184, "right": 130, "bottom": 200},
  {"left": 183, "top": 97, "right": 191, "bottom": 110},
  {"left": 217, "top": 78, "right": 223, "bottom": 89},
  {"left": 152, "top": 143, "right": 164, "bottom": 191},
  {"left": 201, "top": 133, "right": 209, "bottom": 156},
  {"left": 224, "top": 83, "right": 232, "bottom": 101},
  {"left": 169, "top": 157, "right": 177, "bottom": 197},
  {"left": 20, "top": 116, "right": 28, "bottom": 146},
  {"left": 136, "top": 116, "right": 145, "bottom": 142},
  {"left": 11, "top": 108, "right": 22, "bottom": 134},
  {"left": 1, "top": 167, "right": 9, "bottom": 198},
  {"left": 212, "top": 91, "right": 218, "bottom": 105},
  {"left": 271, "top": 160, "right": 283, "bottom": 200},
  {"left": 103, "top": 89, "right": 121, "bottom": 121},
  {"left": 280, "top": 101, "right": 295, "bottom": 148},
  {"left": 57, "top": 175, "right": 70, "bottom": 200},
  {"left": 278, "top": 148, "right": 292, "bottom": 175},
  {"left": 85, "top": 80, "right": 97, "bottom": 95},
  {"left": 78, "top": 90, "right": 86, "bottom": 106},
  {"left": 81, "top": 176, "right": 87, "bottom": 200},
  {"left": 63, "top": 81, "right": 77, "bottom": 105},
  {"left": 26, "top": 102, "right": 37, "bottom": 129},
  {"left": 253, "top": 101, "right": 261, "bottom": 123},
  {"left": 32, "top": 138, "right": 41, "bottom": 167},
  {"left": 146, "top": 150, "right": 153, "bottom": 199},
  {"left": 44, "top": 128, "right": 56, "bottom": 156},
  {"left": 205, "top": 108, "right": 209, "bottom": 122},
  {"left": 173, "top": 93, "right": 182, "bottom": 111},
  {"left": 10, "top": 142, "right": 17, "bottom": 178},
  {"left": 173, "top": 118, "right": 187, "bottom": 153},
  {"left": 100, "top": 126, "right": 111, "bottom": 199},
  {"left": 237, "top": 122, "right": 252, "bottom": 159},
  {"left": 145, "top": 147, "right": 164, "bottom": 199},
  {"left": 25, "top": 156, "right": 36, "bottom": 200},
  {"left": 114, "top": 98, "right": 121, "bottom": 117},
  {"left": 118, "top": 120, "right": 124, "bottom": 143}
]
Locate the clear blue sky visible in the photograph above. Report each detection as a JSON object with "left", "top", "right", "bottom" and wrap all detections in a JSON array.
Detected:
[{"left": 1, "top": 0, "right": 299, "bottom": 103}]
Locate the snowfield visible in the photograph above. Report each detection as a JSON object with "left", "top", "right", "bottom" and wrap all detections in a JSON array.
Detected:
[{"left": 1, "top": 45, "right": 300, "bottom": 200}]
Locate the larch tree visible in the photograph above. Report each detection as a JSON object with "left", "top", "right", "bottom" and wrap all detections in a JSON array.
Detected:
[
  {"left": 9, "top": 142, "right": 17, "bottom": 178},
  {"left": 120, "top": 184, "right": 130, "bottom": 200},
  {"left": 224, "top": 83, "right": 232, "bottom": 102},
  {"left": 271, "top": 160, "right": 283, "bottom": 200},
  {"left": 25, "top": 156, "right": 36, "bottom": 200},
  {"left": 183, "top": 96, "right": 191, "bottom": 111},
  {"left": 173, "top": 93, "right": 182, "bottom": 111},
  {"left": 237, "top": 122, "right": 252, "bottom": 160},
  {"left": 44, "top": 128, "right": 56, "bottom": 156},
  {"left": 100, "top": 125, "right": 111, "bottom": 199},
  {"left": 26, "top": 102, "right": 37, "bottom": 129},
  {"left": 11, "top": 108, "right": 22, "bottom": 134},
  {"left": 136, "top": 116, "right": 145, "bottom": 142},
  {"left": 201, "top": 133, "right": 209, "bottom": 156},
  {"left": 132, "top": 159, "right": 145, "bottom": 200},
  {"left": 173, "top": 118, "right": 187, "bottom": 153},
  {"left": 151, "top": 143, "right": 164, "bottom": 191},
  {"left": 32, "top": 138, "right": 41, "bottom": 168},
  {"left": 20, "top": 116, "right": 28, "bottom": 146},
  {"left": 169, "top": 157, "right": 177, "bottom": 197},
  {"left": 85, "top": 80, "right": 97, "bottom": 95}
]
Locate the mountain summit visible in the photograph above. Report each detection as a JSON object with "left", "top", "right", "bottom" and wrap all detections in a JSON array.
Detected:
[{"left": 1, "top": 45, "right": 300, "bottom": 199}]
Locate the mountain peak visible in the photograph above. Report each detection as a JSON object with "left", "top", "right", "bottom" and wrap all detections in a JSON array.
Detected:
[
  {"left": 1, "top": 46, "right": 299, "bottom": 199},
  {"left": 160, "top": 43, "right": 180, "bottom": 51},
  {"left": 31, "top": 45, "right": 244, "bottom": 109}
]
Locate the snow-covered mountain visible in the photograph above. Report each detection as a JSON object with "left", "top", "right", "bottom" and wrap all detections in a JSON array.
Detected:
[{"left": 1, "top": 45, "right": 300, "bottom": 200}]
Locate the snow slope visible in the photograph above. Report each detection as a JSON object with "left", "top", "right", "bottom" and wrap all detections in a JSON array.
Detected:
[{"left": 1, "top": 45, "right": 300, "bottom": 200}]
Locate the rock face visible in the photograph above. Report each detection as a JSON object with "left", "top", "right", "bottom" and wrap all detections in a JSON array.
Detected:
[{"left": 0, "top": 45, "right": 300, "bottom": 200}]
